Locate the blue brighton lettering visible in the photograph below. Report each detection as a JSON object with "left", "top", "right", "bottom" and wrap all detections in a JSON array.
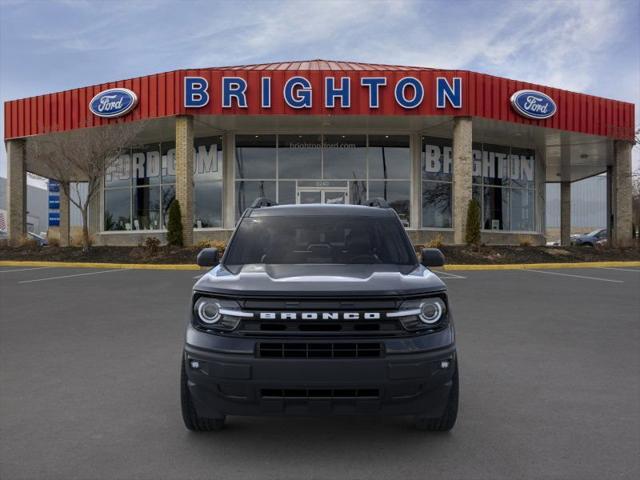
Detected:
[
  {"left": 222, "top": 77, "right": 248, "bottom": 108},
  {"left": 394, "top": 77, "right": 424, "bottom": 109},
  {"left": 184, "top": 77, "right": 209, "bottom": 108}
]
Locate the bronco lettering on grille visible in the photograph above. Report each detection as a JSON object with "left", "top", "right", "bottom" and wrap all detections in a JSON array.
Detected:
[{"left": 258, "top": 312, "right": 381, "bottom": 320}]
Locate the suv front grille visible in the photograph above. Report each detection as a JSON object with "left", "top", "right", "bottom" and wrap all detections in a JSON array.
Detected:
[
  {"left": 261, "top": 388, "right": 379, "bottom": 398},
  {"left": 257, "top": 342, "right": 383, "bottom": 358},
  {"left": 239, "top": 319, "right": 402, "bottom": 336}
]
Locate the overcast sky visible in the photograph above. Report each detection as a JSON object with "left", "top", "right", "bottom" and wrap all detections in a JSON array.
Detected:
[{"left": 1, "top": 0, "right": 638, "bottom": 181}]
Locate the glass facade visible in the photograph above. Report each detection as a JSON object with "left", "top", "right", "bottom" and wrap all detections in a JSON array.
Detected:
[
  {"left": 422, "top": 136, "right": 536, "bottom": 232},
  {"left": 103, "top": 136, "right": 223, "bottom": 231},
  {"left": 234, "top": 134, "right": 410, "bottom": 225},
  {"left": 102, "top": 132, "right": 537, "bottom": 235}
]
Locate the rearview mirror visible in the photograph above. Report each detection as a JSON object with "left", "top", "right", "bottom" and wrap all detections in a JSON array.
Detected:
[
  {"left": 197, "top": 248, "right": 219, "bottom": 267},
  {"left": 420, "top": 248, "right": 445, "bottom": 267}
]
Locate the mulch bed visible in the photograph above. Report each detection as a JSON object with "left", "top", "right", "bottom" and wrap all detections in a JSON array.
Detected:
[
  {"left": 1, "top": 244, "right": 638, "bottom": 265},
  {"left": 439, "top": 245, "right": 640, "bottom": 264},
  {"left": 0, "top": 245, "right": 200, "bottom": 264}
]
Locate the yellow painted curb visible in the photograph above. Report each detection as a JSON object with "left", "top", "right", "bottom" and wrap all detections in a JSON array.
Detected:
[
  {"left": 1, "top": 260, "right": 638, "bottom": 272},
  {"left": 0, "top": 260, "right": 202, "bottom": 270},
  {"left": 444, "top": 261, "right": 640, "bottom": 271}
]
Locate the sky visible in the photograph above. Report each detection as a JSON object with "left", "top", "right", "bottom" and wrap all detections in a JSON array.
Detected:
[{"left": 1, "top": 0, "right": 639, "bottom": 183}]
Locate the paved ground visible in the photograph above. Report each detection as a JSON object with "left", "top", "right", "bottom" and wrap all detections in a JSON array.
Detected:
[{"left": 1, "top": 265, "right": 639, "bottom": 480}]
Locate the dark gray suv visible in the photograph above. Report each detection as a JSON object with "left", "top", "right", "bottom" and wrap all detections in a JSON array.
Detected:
[{"left": 181, "top": 199, "right": 458, "bottom": 431}]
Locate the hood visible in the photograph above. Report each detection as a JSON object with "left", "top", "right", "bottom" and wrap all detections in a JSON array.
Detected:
[{"left": 194, "top": 264, "right": 446, "bottom": 297}]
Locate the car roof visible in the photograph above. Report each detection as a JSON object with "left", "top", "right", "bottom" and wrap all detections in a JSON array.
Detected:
[{"left": 247, "top": 203, "right": 396, "bottom": 217}]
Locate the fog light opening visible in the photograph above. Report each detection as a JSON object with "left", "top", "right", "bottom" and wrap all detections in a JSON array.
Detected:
[
  {"left": 440, "top": 360, "right": 450, "bottom": 369},
  {"left": 189, "top": 360, "right": 200, "bottom": 369}
]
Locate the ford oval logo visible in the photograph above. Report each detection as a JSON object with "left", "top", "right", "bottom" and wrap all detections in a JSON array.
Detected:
[
  {"left": 89, "top": 88, "right": 138, "bottom": 118},
  {"left": 510, "top": 89, "right": 556, "bottom": 120}
]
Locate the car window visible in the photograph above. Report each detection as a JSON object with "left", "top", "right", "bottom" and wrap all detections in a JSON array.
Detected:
[{"left": 224, "top": 215, "right": 417, "bottom": 267}]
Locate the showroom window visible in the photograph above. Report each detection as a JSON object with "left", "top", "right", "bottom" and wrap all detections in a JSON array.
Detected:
[
  {"left": 103, "top": 136, "right": 223, "bottom": 231},
  {"left": 473, "top": 143, "right": 536, "bottom": 232},
  {"left": 422, "top": 137, "right": 453, "bottom": 228},
  {"left": 234, "top": 134, "right": 410, "bottom": 225},
  {"left": 423, "top": 137, "right": 537, "bottom": 232}
]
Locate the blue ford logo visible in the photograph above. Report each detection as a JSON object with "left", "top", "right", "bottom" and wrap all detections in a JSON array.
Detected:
[
  {"left": 510, "top": 89, "right": 556, "bottom": 120},
  {"left": 89, "top": 88, "right": 138, "bottom": 118}
]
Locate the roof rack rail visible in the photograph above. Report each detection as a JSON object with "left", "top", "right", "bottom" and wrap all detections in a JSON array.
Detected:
[
  {"left": 250, "top": 197, "right": 278, "bottom": 208},
  {"left": 364, "top": 197, "right": 391, "bottom": 208}
]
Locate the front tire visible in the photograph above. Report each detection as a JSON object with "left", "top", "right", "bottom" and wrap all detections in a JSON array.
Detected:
[
  {"left": 415, "top": 365, "right": 459, "bottom": 432},
  {"left": 180, "top": 357, "right": 226, "bottom": 431}
]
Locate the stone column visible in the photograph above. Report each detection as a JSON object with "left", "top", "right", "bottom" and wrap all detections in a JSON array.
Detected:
[
  {"left": 222, "top": 133, "right": 236, "bottom": 229},
  {"left": 452, "top": 117, "right": 473, "bottom": 244},
  {"left": 610, "top": 141, "right": 633, "bottom": 247},
  {"left": 175, "top": 115, "right": 194, "bottom": 246},
  {"left": 410, "top": 133, "right": 422, "bottom": 230},
  {"left": 6, "top": 139, "right": 27, "bottom": 245},
  {"left": 59, "top": 182, "right": 71, "bottom": 247},
  {"left": 560, "top": 181, "right": 571, "bottom": 246}
]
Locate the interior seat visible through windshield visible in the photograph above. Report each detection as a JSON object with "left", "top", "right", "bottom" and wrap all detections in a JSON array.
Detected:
[{"left": 223, "top": 214, "right": 416, "bottom": 267}]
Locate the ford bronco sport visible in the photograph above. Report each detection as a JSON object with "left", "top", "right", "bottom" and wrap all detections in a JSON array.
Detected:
[{"left": 181, "top": 198, "right": 458, "bottom": 431}]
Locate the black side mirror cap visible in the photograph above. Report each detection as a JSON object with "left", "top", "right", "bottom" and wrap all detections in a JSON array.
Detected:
[
  {"left": 197, "top": 248, "right": 219, "bottom": 267},
  {"left": 420, "top": 248, "right": 445, "bottom": 267}
]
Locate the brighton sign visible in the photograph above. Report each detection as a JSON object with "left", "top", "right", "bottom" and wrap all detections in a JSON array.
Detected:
[
  {"left": 183, "top": 75, "right": 464, "bottom": 110},
  {"left": 510, "top": 89, "right": 557, "bottom": 120},
  {"left": 89, "top": 88, "right": 138, "bottom": 118}
]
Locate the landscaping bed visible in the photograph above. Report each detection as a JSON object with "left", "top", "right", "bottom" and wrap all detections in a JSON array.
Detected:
[
  {"left": 438, "top": 245, "right": 640, "bottom": 264},
  {"left": 1, "top": 243, "right": 638, "bottom": 265}
]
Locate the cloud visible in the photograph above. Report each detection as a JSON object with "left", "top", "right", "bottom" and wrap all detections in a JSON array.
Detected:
[{"left": 1, "top": 0, "right": 638, "bottom": 177}]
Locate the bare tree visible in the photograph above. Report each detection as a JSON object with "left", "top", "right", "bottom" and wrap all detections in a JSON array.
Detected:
[{"left": 27, "top": 122, "right": 143, "bottom": 250}]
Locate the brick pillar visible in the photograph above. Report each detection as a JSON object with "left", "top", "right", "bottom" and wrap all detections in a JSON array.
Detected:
[
  {"left": 610, "top": 141, "right": 633, "bottom": 247},
  {"left": 175, "top": 115, "right": 194, "bottom": 246},
  {"left": 452, "top": 117, "right": 473, "bottom": 244},
  {"left": 59, "top": 181, "right": 71, "bottom": 247},
  {"left": 222, "top": 133, "right": 236, "bottom": 229},
  {"left": 6, "top": 139, "right": 27, "bottom": 245},
  {"left": 560, "top": 181, "right": 571, "bottom": 246},
  {"left": 410, "top": 133, "right": 422, "bottom": 229}
]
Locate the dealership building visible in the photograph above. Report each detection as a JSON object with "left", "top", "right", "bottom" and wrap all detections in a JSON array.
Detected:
[{"left": 4, "top": 60, "right": 636, "bottom": 246}]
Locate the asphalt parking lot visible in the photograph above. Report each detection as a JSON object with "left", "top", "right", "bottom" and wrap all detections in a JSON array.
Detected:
[{"left": 1, "top": 265, "right": 639, "bottom": 480}]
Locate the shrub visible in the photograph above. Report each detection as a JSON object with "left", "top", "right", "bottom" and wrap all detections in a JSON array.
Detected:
[
  {"left": 195, "top": 239, "right": 227, "bottom": 252},
  {"left": 18, "top": 237, "right": 40, "bottom": 249},
  {"left": 70, "top": 230, "right": 93, "bottom": 247},
  {"left": 144, "top": 236, "right": 161, "bottom": 255},
  {"left": 426, "top": 234, "right": 445, "bottom": 248},
  {"left": 465, "top": 199, "right": 481, "bottom": 246},
  {"left": 48, "top": 237, "right": 60, "bottom": 247},
  {"left": 518, "top": 236, "right": 532, "bottom": 247},
  {"left": 166, "top": 200, "right": 183, "bottom": 247}
]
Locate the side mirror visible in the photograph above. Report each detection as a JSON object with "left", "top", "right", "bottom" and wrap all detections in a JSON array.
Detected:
[
  {"left": 420, "top": 248, "right": 445, "bottom": 267},
  {"left": 197, "top": 248, "right": 219, "bottom": 267}
]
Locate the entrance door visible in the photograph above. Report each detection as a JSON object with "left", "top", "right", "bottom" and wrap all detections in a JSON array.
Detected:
[{"left": 297, "top": 187, "right": 349, "bottom": 204}]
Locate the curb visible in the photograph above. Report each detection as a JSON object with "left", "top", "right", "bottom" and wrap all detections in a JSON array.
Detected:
[
  {"left": 1, "top": 260, "right": 639, "bottom": 271},
  {"left": 0, "top": 260, "right": 201, "bottom": 270},
  {"left": 443, "top": 261, "right": 640, "bottom": 271}
]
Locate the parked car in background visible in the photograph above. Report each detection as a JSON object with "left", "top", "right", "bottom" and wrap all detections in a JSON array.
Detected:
[
  {"left": 0, "top": 230, "right": 48, "bottom": 245},
  {"left": 571, "top": 229, "right": 607, "bottom": 247}
]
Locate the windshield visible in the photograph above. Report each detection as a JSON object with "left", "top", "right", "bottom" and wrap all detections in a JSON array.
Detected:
[{"left": 224, "top": 214, "right": 417, "bottom": 267}]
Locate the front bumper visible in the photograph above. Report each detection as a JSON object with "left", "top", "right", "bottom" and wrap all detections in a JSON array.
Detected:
[{"left": 184, "top": 324, "right": 456, "bottom": 418}]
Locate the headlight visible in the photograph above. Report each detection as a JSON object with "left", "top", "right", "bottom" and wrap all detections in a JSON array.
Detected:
[
  {"left": 195, "top": 298, "right": 221, "bottom": 324},
  {"left": 419, "top": 298, "right": 446, "bottom": 324},
  {"left": 391, "top": 296, "right": 448, "bottom": 331},
  {"left": 192, "top": 296, "right": 246, "bottom": 331}
]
